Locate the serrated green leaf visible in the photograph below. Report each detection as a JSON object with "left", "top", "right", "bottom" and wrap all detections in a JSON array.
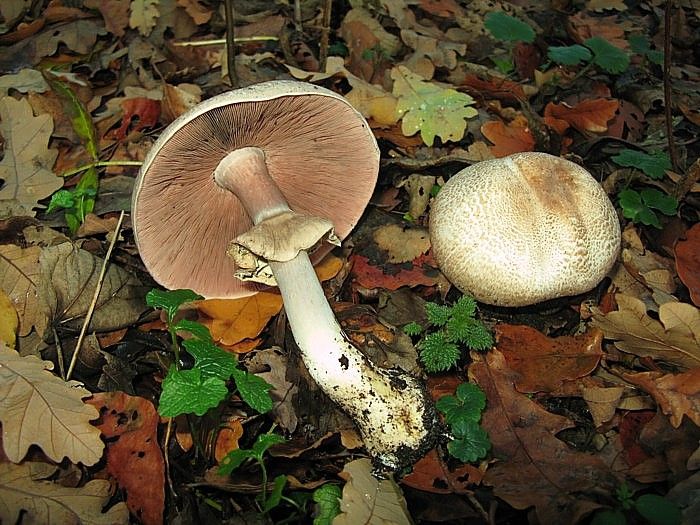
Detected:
[
  {"left": 218, "top": 448, "right": 254, "bottom": 476},
  {"left": 158, "top": 367, "right": 228, "bottom": 417},
  {"left": 456, "top": 382, "right": 487, "bottom": 408},
  {"left": 547, "top": 44, "right": 592, "bottom": 65},
  {"left": 640, "top": 188, "right": 677, "bottom": 215},
  {"left": 231, "top": 368, "right": 274, "bottom": 413},
  {"left": 251, "top": 433, "right": 287, "bottom": 460},
  {"left": 619, "top": 189, "right": 661, "bottom": 228},
  {"left": 403, "top": 321, "right": 423, "bottom": 336},
  {"left": 312, "top": 484, "right": 342, "bottom": 525},
  {"left": 46, "top": 189, "right": 76, "bottom": 213},
  {"left": 173, "top": 319, "right": 213, "bottom": 341},
  {"left": 419, "top": 332, "right": 460, "bottom": 372},
  {"left": 425, "top": 302, "right": 451, "bottom": 326},
  {"left": 611, "top": 149, "right": 671, "bottom": 179},
  {"left": 146, "top": 288, "right": 203, "bottom": 323},
  {"left": 260, "top": 474, "right": 287, "bottom": 512},
  {"left": 447, "top": 419, "right": 491, "bottom": 462},
  {"left": 436, "top": 383, "right": 486, "bottom": 424},
  {"left": 484, "top": 11, "right": 535, "bottom": 43},
  {"left": 451, "top": 296, "right": 477, "bottom": 319},
  {"left": 392, "top": 66, "right": 477, "bottom": 146},
  {"left": 585, "top": 36, "right": 630, "bottom": 74},
  {"left": 182, "top": 338, "right": 237, "bottom": 381},
  {"left": 633, "top": 494, "right": 681, "bottom": 525},
  {"left": 628, "top": 35, "right": 664, "bottom": 65}
]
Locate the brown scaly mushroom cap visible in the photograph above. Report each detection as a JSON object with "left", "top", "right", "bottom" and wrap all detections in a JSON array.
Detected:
[
  {"left": 132, "top": 81, "right": 379, "bottom": 298},
  {"left": 429, "top": 152, "right": 621, "bottom": 306}
]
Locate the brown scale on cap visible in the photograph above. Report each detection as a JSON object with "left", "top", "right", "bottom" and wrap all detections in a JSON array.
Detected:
[{"left": 429, "top": 152, "right": 621, "bottom": 306}]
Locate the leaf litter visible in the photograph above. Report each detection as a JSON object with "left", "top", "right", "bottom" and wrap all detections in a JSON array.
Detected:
[{"left": 0, "top": 0, "right": 698, "bottom": 523}]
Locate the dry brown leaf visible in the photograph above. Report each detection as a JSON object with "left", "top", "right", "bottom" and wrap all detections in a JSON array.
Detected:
[
  {"left": 481, "top": 119, "right": 536, "bottom": 157},
  {"left": 334, "top": 458, "right": 412, "bottom": 525},
  {"left": 0, "top": 290, "right": 18, "bottom": 348},
  {"left": 0, "top": 97, "right": 60, "bottom": 218},
  {"left": 0, "top": 342, "right": 104, "bottom": 465},
  {"left": 0, "top": 245, "right": 42, "bottom": 339},
  {"left": 581, "top": 384, "right": 625, "bottom": 427},
  {"left": 198, "top": 291, "right": 283, "bottom": 346},
  {"left": 0, "top": 461, "right": 128, "bottom": 525},
  {"left": 87, "top": 392, "right": 164, "bottom": 525},
  {"left": 592, "top": 294, "right": 700, "bottom": 369},
  {"left": 399, "top": 173, "right": 435, "bottom": 219},
  {"left": 624, "top": 369, "right": 700, "bottom": 428},
  {"left": 495, "top": 325, "right": 604, "bottom": 393},
  {"left": 373, "top": 223, "right": 431, "bottom": 264},
  {"left": 471, "top": 350, "right": 615, "bottom": 523},
  {"left": 176, "top": 0, "right": 211, "bottom": 25},
  {"left": 84, "top": 0, "right": 130, "bottom": 36},
  {"left": 544, "top": 98, "right": 619, "bottom": 135},
  {"left": 675, "top": 223, "right": 700, "bottom": 306},
  {"left": 246, "top": 347, "right": 298, "bottom": 432}
]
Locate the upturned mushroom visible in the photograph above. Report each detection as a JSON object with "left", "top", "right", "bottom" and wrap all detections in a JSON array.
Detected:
[
  {"left": 132, "top": 80, "right": 438, "bottom": 470},
  {"left": 429, "top": 152, "right": 621, "bottom": 307}
]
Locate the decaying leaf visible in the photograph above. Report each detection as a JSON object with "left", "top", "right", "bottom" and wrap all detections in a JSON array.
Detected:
[
  {"left": 334, "top": 458, "right": 412, "bottom": 525},
  {"left": 675, "top": 223, "right": 700, "bottom": 306},
  {"left": 0, "top": 461, "right": 128, "bottom": 525},
  {"left": 246, "top": 347, "right": 299, "bottom": 432},
  {"left": 0, "top": 97, "right": 61, "bottom": 218},
  {"left": 0, "top": 342, "right": 104, "bottom": 465},
  {"left": 399, "top": 173, "right": 435, "bottom": 219},
  {"left": 481, "top": 119, "right": 536, "bottom": 157},
  {"left": 373, "top": 223, "right": 431, "bottom": 264},
  {"left": 591, "top": 294, "right": 700, "bottom": 369},
  {"left": 544, "top": 98, "right": 619, "bottom": 135},
  {"left": 129, "top": 0, "right": 160, "bottom": 36},
  {"left": 350, "top": 253, "right": 441, "bottom": 291},
  {"left": 87, "top": 392, "right": 165, "bottom": 525},
  {"left": 624, "top": 369, "right": 700, "bottom": 428},
  {"left": 471, "top": 350, "right": 615, "bottom": 524}
]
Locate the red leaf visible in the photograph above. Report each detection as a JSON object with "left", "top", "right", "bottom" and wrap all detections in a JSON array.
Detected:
[
  {"left": 350, "top": 253, "right": 440, "bottom": 290},
  {"left": 675, "top": 223, "right": 700, "bottom": 306},
  {"left": 113, "top": 97, "right": 161, "bottom": 140}
]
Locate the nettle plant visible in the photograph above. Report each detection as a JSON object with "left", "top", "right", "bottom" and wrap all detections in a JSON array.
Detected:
[
  {"left": 404, "top": 295, "right": 493, "bottom": 373},
  {"left": 146, "top": 289, "right": 273, "bottom": 418}
]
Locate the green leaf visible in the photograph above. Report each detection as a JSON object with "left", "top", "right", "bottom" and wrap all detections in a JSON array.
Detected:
[
  {"left": 628, "top": 35, "right": 664, "bottom": 65},
  {"left": 392, "top": 66, "right": 477, "bottom": 146},
  {"left": 218, "top": 448, "right": 254, "bottom": 476},
  {"left": 456, "top": 382, "right": 487, "bottom": 409},
  {"left": 425, "top": 302, "right": 452, "bottom": 326},
  {"left": 619, "top": 189, "right": 661, "bottom": 228},
  {"left": 640, "top": 188, "right": 677, "bottom": 216},
  {"left": 146, "top": 288, "right": 203, "bottom": 324},
  {"left": 173, "top": 319, "right": 213, "bottom": 341},
  {"left": 231, "top": 368, "right": 274, "bottom": 413},
  {"left": 451, "top": 296, "right": 477, "bottom": 319},
  {"left": 261, "top": 474, "right": 287, "bottom": 512},
  {"left": 251, "top": 433, "right": 287, "bottom": 461},
  {"left": 403, "top": 321, "right": 423, "bottom": 336},
  {"left": 182, "top": 338, "right": 237, "bottom": 381},
  {"left": 435, "top": 383, "right": 486, "bottom": 424},
  {"left": 585, "top": 36, "right": 630, "bottom": 74},
  {"left": 419, "top": 332, "right": 460, "bottom": 372},
  {"left": 547, "top": 44, "right": 592, "bottom": 66},
  {"left": 447, "top": 419, "right": 491, "bottom": 462},
  {"left": 633, "top": 494, "right": 681, "bottom": 525},
  {"left": 611, "top": 149, "right": 671, "bottom": 179},
  {"left": 46, "top": 189, "right": 75, "bottom": 213},
  {"left": 590, "top": 509, "right": 627, "bottom": 525},
  {"left": 484, "top": 11, "right": 535, "bottom": 43},
  {"left": 312, "top": 484, "right": 342, "bottom": 525},
  {"left": 158, "top": 367, "right": 228, "bottom": 417},
  {"left": 48, "top": 76, "right": 99, "bottom": 161}
]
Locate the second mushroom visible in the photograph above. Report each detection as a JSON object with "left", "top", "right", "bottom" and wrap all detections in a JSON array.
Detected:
[{"left": 132, "top": 81, "right": 438, "bottom": 470}]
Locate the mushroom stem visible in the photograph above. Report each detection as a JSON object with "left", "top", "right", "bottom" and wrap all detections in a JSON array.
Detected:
[{"left": 214, "top": 147, "right": 438, "bottom": 470}]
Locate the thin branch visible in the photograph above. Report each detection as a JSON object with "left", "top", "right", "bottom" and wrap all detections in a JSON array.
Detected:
[
  {"left": 319, "top": 0, "right": 332, "bottom": 71},
  {"left": 65, "top": 210, "right": 125, "bottom": 381},
  {"left": 224, "top": 0, "right": 238, "bottom": 87},
  {"left": 663, "top": 0, "right": 679, "bottom": 171}
]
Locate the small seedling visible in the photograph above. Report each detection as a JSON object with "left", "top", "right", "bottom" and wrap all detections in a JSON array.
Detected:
[
  {"left": 312, "top": 484, "right": 342, "bottom": 525},
  {"left": 146, "top": 289, "right": 273, "bottom": 418},
  {"left": 591, "top": 482, "right": 681, "bottom": 525},
  {"left": 484, "top": 11, "right": 535, "bottom": 74},
  {"left": 435, "top": 382, "right": 491, "bottom": 463},
  {"left": 548, "top": 36, "right": 630, "bottom": 74},
  {"left": 404, "top": 295, "right": 493, "bottom": 373}
]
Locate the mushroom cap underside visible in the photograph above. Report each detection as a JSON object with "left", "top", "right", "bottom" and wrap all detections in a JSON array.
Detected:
[
  {"left": 429, "top": 152, "right": 621, "bottom": 306},
  {"left": 132, "top": 81, "right": 379, "bottom": 298}
]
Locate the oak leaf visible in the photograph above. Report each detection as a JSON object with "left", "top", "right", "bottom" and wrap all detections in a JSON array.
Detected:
[
  {"left": 481, "top": 119, "right": 535, "bottom": 157},
  {"left": 0, "top": 244, "right": 42, "bottom": 337},
  {"left": 129, "top": 0, "right": 159, "bottom": 36},
  {"left": 0, "top": 97, "right": 60, "bottom": 218},
  {"left": 0, "top": 343, "right": 104, "bottom": 465},
  {"left": 471, "top": 350, "right": 615, "bottom": 523},
  {"left": 544, "top": 98, "right": 619, "bottom": 135},
  {"left": 675, "top": 223, "right": 700, "bottom": 306},
  {"left": 0, "top": 462, "right": 128, "bottom": 525},
  {"left": 350, "top": 253, "right": 440, "bottom": 291},
  {"left": 591, "top": 294, "right": 700, "bottom": 369}
]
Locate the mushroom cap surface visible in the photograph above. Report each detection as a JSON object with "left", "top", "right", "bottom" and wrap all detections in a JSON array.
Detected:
[
  {"left": 429, "top": 152, "right": 621, "bottom": 306},
  {"left": 132, "top": 80, "right": 379, "bottom": 298}
]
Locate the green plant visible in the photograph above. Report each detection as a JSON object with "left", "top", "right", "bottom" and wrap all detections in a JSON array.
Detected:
[
  {"left": 312, "top": 483, "right": 342, "bottom": 525},
  {"left": 435, "top": 382, "right": 491, "bottom": 463},
  {"left": 548, "top": 36, "right": 630, "bottom": 74},
  {"left": 591, "top": 482, "right": 681, "bottom": 525},
  {"left": 146, "top": 289, "right": 273, "bottom": 418},
  {"left": 612, "top": 149, "right": 678, "bottom": 229},
  {"left": 404, "top": 295, "right": 493, "bottom": 373},
  {"left": 484, "top": 11, "right": 535, "bottom": 73},
  {"left": 218, "top": 432, "right": 287, "bottom": 512}
]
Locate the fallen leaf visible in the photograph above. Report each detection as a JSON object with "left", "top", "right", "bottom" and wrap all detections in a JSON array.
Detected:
[
  {"left": 113, "top": 97, "right": 161, "bottom": 139},
  {"left": 373, "top": 223, "right": 431, "bottom": 263},
  {"left": 85, "top": 0, "right": 130, "bottom": 36},
  {"left": 481, "top": 119, "right": 535, "bottom": 157},
  {"left": 214, "top": 416, "right": 244, "bottom": 463},
  {"left": 581, "top": 384, "right": 625, "bottom": 427},
  {"left": 456, "top": 73, "right": 533, "bottom": 103},
  {"left": 350, "top": 253, "right": 440, "bottom": 291},
  {"left": 0, "top": 342, "right": 104, "bottom": 465},
  {"left": 129, "top": 0, "right": 160, "bottom": 36},
  {"left": 33, "top": 19, "right": 107, "bottom": 57},
  {"left": 176, "top": 0, "right": 211, "bottom": 25},
  {"left": 402, "top": 448, "right": 482, "bottom": 494},
  {"left": 87, "top": 392, "right": 164, "bottom": 525},
  {"left": 0, "top": 290, "right": 18, "bottom": 347},
  {"left": 334, "top": 458, "right": 412, "bottom": 525},
  {"left": 624, "top": 369, "right": 700, "bottom": 428},
  {"left": 0, "top": 68, "right": 49, "bottom": 97},
  {"left": 495, "top": 325, "right": 604, "bottom": 393},
  {"left": 675, "top": 223, "right": 700, "bottom": 306},
  {"left": 0, "top": 245, "right": 44, "bottom": 337},
  {"left": 471, "top": 350, "right": 615, "bottom": 523},
  {"left": 0, "top": 462, "right": 129, "bottom": 525},
  {"left": 0, "top": 97, "right": 60, "bottom": 218},
  {"left": 161, "top": 82, "right": 202, "bottom": 123},
  {"left": 591, "top": 294, "right": 700, "bottom": 369},
  {"left": 567, "top": 11, "right": 629, "bottom": 48},
  {"left": 197, "top": 291, "right": 283, "bottom": 346},
  {"left": 246, "top": 347, "right": 299, "bottom": 432},
  {"left": 544, "top": 98, "right": 619, "bottom": 135}
]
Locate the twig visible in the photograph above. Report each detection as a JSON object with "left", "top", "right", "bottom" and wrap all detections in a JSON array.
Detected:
[
  {"left": 53, "top": 327, "right": 66, "bottom": 380},
  {"left": 164, "top": 418, "right": 178, "bottom": 499},
  {"left": 293, "top": 0, "right": 302, "bottom": 32},
  {"left": 61, "top": 160, "right": 142, "bottom": 178},
  {"left": 65, "top": 210, "right": 125, "bottom": 381},
  {"left": 318, "top": 0, "right": 332, "bottom": 71},
  {"left": 172, "top": 36, "right": 278, "bottom": 47},
  {"left": 224, "top": 0, "right": 238, "bottom": 87},
  {"left": 663, "top": 0, "right": 679, "bottom": 171}
]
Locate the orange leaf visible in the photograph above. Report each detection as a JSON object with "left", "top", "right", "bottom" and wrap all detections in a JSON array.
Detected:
[
  {"left": 113, "top": 97, "right": 161, "bottom": 139},
  {"left": 198, "top": 292, "right": 283, "bottom": 346},
  {"left": 496, "top": 325, "right": 604, "bottom": 393},
  {"left": 315, "top": 254, "right": 343, "bottom": 282},
  {"left": 350, "top": 253, "right": 440, "bottom": 290},
  {"left": 675, "top": 223, "right": 700, "bottom": 306},
  {"left": 87, "top": 392, "right": 164, "bottom": 525},
  {"left": 624, "top": 369, "right": 700, "bottom": 427},
  {"left": 544, "top": 98, "right": 619, "bottom": 134},
  {"left": 481, "top": 120, "right": 535, "bottom": 157},
  {"left": 215, "top": 417, "right": 244, "bottom": 462}
]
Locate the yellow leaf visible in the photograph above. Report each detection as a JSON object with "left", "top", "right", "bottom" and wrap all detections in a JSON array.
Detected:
[
  {"left": 198, "top": 292, "right": 283, "bottom": 345},
  {"left": 315, "top": 254, "right": 344, "bottom": 282},
  {"left": 0, "top": 289, "right": 18, "bottom": 348}
]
